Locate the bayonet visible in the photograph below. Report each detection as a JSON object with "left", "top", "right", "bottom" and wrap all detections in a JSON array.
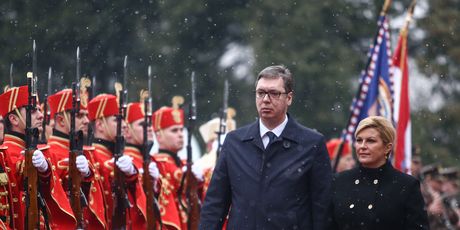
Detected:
[
  {"left": 190, "top": 72, "right": 197, "bottom": 121},
  {"left": 76, "top": 47, "right": 81, "bottom": 95},
  {"left": 9, "top": 63, "right": 13, "bottom": 87},
  {"left": 47, "top": 67, "right": 52, "bottom": 96},
  {"left": 91, "top": 74, "right": 96, "bottom": 99},
  {"left": 123, "top": 55, "right": 128, "bottom": 104}
]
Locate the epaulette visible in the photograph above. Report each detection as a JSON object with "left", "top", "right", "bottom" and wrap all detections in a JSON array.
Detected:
[
  {"left": 83, "top": 145, "right": 95, "bottom": 151},
  {"left": 38, "top": 144, "right": 50, "bottom": 151},
  {"left": 154, "top": 153, "right": 171, "bottom": 162}
]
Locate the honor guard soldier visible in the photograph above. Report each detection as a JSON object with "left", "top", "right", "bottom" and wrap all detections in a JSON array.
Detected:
[
  {"left": 47, "top": 88, "right": 108, "bottom": 229},
  {"left": 152, "top": 97, "right": 203, "bottom": 230},
  {"left": 88, "top": 93, "right": 147, "bottom": 229},
  {"left": 0, "top": 85, "right": 77, "bottom": 229},
  {"left": 326, "top": 138, "right": 356, "bottom": 173},
  {"left": 124, "top": 101, "right": 154, "bottom": 169}
]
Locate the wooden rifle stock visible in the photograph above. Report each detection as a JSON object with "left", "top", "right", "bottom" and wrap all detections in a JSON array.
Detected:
[
  {"left": 25, "top": 148, "right": 39, "bottom": 230},
  {"left": 68, "top": 134, "right": 85, "bottom": 229},
  {"left": 185, "top": 163, "right": 200, "bottom": 230},
  {"left": 112, "top": 142, "right": 129, "bottom": 229},
  {"left": 142, "top": 158, "right": 160, "bottom": 230}
]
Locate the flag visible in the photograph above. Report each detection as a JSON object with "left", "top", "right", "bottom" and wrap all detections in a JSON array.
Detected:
[
  {"left": 392, "top": 24, "right": 412, "bottom": 173},
  {"left": 342, "top": 15, "right": 394, "bottom": 142}
]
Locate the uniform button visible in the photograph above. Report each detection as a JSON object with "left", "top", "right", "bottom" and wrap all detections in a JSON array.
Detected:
[
  {"left": 349, "top": 204, "right": 354, "bottom": 209},
  {"left": 354, "top": 179, "right": 359, "bottom": 185},
  {"left": 368, "top": 204, "right": 373, "bottom": 209},
  {"left": 373, "top": 179, "right": 378, "bottom": 184},
  {"left": 11, "top": 183, "right": 15, "bottom": 187}
]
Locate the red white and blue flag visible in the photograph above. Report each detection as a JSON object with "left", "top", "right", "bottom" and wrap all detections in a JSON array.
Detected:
[{"left": 342, "top": 15, "right": 394, "bottom": 142}]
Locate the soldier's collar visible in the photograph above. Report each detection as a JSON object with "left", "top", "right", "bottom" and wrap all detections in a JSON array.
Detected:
[
  {"left": 6, "top": 131, "right": 26, "bottom": 142},
  {"left": 52, "top": 129, "right": 69, "bottom": 139},
  {"left": 93, "top": 138, "right": 115, "bottom": 153},
  {"left": 126, "top": 143, "right": 142, "bottom": 152},
  {"left": 158, "top": 148, "right": 182, "bottom": 167}
]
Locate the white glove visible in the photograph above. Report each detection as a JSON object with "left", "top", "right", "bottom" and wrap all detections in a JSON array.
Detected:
[
  {"left": 148, "top": 162, "right": 160, "bottom": 180},
  {"left": 32, "top": 150, "right": 48, "bottom": 173},
  {"left": 76, "top": 155, "right": 90, "bottom": 177},
  {"left": 182, "top": 163, "right": 204, "bottom": 182},
  {"left": 115, "top": 155, "right": 136, "bottom": 176}
]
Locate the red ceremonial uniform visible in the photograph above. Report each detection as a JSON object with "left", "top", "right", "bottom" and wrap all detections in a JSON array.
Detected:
[
  {"left": 88, "top": 94, "right": 147, "bottom": 229},
  {"left": 47, "top": 88, "right": 108, "bottom": 229},
  {"left": 47, "top": 133, "right": 108, "bottom": 229},
  {"left": 0, "top": 146, "right": 15, "bottom": 229},
  {"left": 153, "top": 152, "right": 188, "bottom": 230},
  {"left": 1, "top": 134, "right": 76, "bottom": 229},
  {"left": 0, "top": 85, "right": 76, "bottom": 229}
]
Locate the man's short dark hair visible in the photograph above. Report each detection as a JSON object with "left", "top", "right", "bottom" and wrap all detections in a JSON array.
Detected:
[
  {"left": 256, "top": 65, "right": 294, "bottom": 93},
  {"left": 4, "top": 112, "right": 13, "bottom": 132}
]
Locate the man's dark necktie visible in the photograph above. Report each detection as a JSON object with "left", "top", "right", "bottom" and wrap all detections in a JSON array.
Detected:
[{"left": 266, "top": 131, "right": 276, "bottom": 149}]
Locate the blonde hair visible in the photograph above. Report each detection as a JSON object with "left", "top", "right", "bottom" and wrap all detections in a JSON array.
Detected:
[{"left": 355, "top": 116, "right": 395, "bottom": 145}]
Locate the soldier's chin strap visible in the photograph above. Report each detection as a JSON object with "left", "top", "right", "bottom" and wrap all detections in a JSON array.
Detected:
[
  {"left": 101, "top": 117, "right": 115, "bottom": 141},
  {"left": 63, "top": 112, "right": 71, "bottom": 132},
  {"left": 14, "top": 107, "right": 26, "bottom": 128},
  {"left": 128, "top": 124, "right": 141, "bottom": 145}
]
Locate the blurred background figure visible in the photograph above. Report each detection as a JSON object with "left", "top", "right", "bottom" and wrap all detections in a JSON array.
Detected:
[
  {"left": 197, "top": 108, "right": 236, "bottom": 170},
  {"left": 411, "top": 145, "right": 423, "bottom": 180},
  {"left": 420, "top": 164, "right": 459, "bottom": 229},
  {"left": 196, "top": 108, "right": 236, "bottom": 199},
  {"left": 0, "top": 115, "right": 4, "bottom": 144},
  {"left": 327, "top": 138, "right": 356, "bottom": 173},
  {"left": 440, "top": 167, "right": 460, "bottom": 229}
]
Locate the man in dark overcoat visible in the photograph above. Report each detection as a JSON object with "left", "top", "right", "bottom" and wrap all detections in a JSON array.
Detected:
[{"left": 199, "top": 65, "right": 332, "bottom": 230}]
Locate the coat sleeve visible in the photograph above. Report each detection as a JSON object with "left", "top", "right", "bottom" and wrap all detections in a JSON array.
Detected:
[
  {"left": 310, "top": 137, "right": 332, "bottom": 230},
  {"left": 403, "top": 179, "right": 430, "bottom": 230},
  {"left": 198, "top": 141, "right": 232, "bottom": 230},
  {"left": 325, "top": 175, "right": 339, "bottom": 230}
]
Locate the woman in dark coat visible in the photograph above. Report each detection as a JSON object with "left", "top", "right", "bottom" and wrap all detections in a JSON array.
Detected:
[{"left": 327, "top": 116, "right": 429, "bottom": 230}]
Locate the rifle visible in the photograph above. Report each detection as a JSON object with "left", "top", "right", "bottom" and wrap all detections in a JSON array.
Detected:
[
  {"left": 40, "top": 67, "right": 52, "bottom": 144},
  {"left": 24, "top": 40, "right": 40, "bottom": 229},
  {"left": 68, "top": 47, "right": 87, "bottom": 229},
  {"left": 182, "top": 72, "right": 201, "bottom": 230},
  {"left": 142, "top": 66, "right": 162, "bottom": 230},
  {"left": 215, "top": 79, "right": 229, "bottom": 161},
  {"left": 112, "top": 56, "right": 130, "bottom": 229}
]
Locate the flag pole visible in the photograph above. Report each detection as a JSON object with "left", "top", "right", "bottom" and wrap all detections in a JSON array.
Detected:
[{"left": 381, "top": 0, "right": 392, "bottom": 16}]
